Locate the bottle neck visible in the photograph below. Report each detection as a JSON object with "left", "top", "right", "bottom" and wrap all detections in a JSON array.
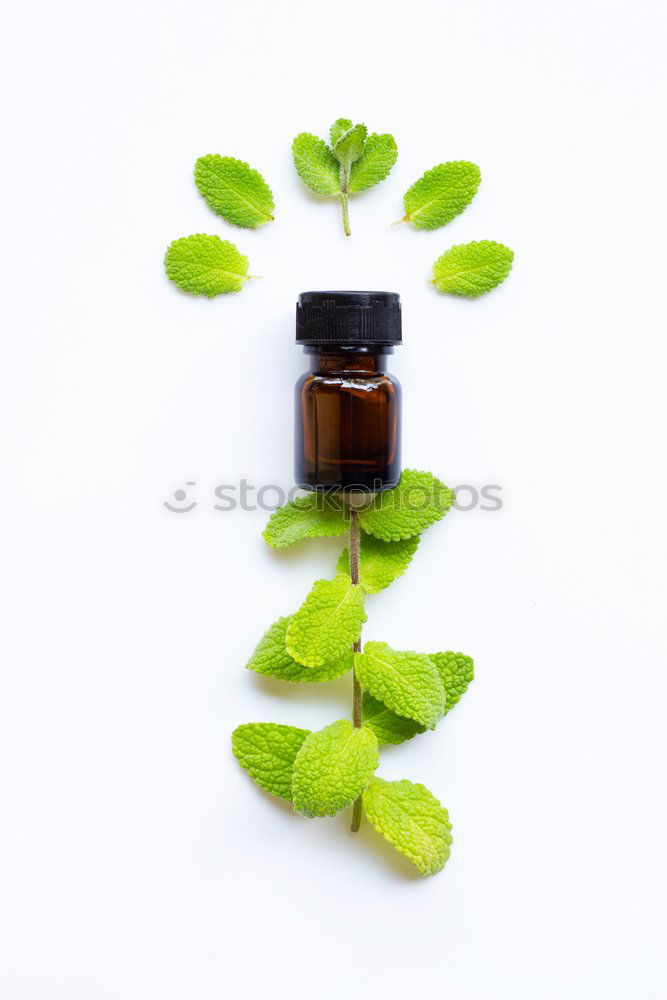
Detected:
[{"left": 304, "top": 344, "right": 393, "bottom": 375}]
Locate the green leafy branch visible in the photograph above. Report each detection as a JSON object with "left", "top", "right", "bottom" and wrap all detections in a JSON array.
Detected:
[
  {"left": 292, "top": 118, "right": 398, "bottom": 236},
  {"left": 232, "top": 470, "right": 474, "bottom": 877}
]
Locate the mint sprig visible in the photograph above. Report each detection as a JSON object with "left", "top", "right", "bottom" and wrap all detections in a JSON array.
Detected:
[
  {"left": 232, "top": 469, "right": 475, "bottom": 877},
  {"left": 293, "top": 119, "right": 398, "bottom": 236}
]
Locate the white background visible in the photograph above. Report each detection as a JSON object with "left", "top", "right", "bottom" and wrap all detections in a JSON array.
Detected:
[{"left": 1, "top": 0, "right": 666, "bottom": 997}]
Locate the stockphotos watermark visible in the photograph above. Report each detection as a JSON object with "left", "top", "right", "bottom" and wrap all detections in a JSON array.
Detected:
[{"left": 163, "top": 480, "right": 504, "bottom": 514}]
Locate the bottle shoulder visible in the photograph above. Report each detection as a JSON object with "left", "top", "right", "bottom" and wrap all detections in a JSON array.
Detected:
[{"left": 297, "top": 370, "right": 400, "bottom": 393}]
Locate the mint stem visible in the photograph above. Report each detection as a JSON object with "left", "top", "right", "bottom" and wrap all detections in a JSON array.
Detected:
[
  {"left": 340, "top": 162, "right": 351, "bottom": 236},
  {"left": 349, "top": 506, "right": 363, "bottom": 832}
]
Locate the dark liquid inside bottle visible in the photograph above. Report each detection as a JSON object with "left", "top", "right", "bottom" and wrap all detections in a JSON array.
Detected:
[{"left": 295, "top": 347, "right": 401, "bottom": 491}]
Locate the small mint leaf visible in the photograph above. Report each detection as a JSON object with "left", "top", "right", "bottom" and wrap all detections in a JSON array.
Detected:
[
  {"left": 354, "top": 641, "right": 445, "bottom": 729},
  {"left": 287, "top": 574, "right": 367, "bottom": 668},
  {"left": 164, "top": 235, "right": 249, "bottom": 297},
  {"left": 292, "top": 132, "right": 340, "bottom": 197},
  {"left": 349, "top": 133, "right": 398, "bottom": 193},
  {"left": 337, "top": 533, "right": 419, "bottom": 594},
  {"left": 363, "top": 778, "right": 452, "bottom": 876},
  {"left": 330, "top": 118, "right": 353, "bottom": 147},
  {"left": 232, "top": 723, "right": 310, "bottom": 801},
  {"left": 292, "top": 719, "right": 379, "bottom": 817},
  {"left": 358, "top": 469, "right": 454, "bottom": 542},
  {"left": 262, "top": 494, "right": 349, "bottom": 549},
  {"left": 402, "top": 161, "right": 481, "bottom": 230},
  {"left": 246, "top": 616, "right": 353, "bottom": 683},
  {"left": 332, "top": 123, "right": 367, "bottom": 167},
  {"left": 432, "top": 241, "right": 514, "bottom": 297},
  {"left": 194, "top": 155, "right": 274, "bottom": 228}
]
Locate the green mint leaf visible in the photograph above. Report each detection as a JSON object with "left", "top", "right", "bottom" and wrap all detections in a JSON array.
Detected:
[
  {"left": 246, "top": 616, "right": 353, "bottom": 683},
  {"left": 262, "top": 494, "right": 349, "bottom": 549},
  {"left": 358, "top": 469, "right": 454, "bottom": 542},
  {"left": 292, "top": 132, "right": 341, "bottom": 197},
  {"left": 231, "top": 722, "right": 310, "bottom": 801},
  {"left": 362, "top": 777, "right": 453, "bottom": 876},
  {"left": 401, "top": 161, "right": 481, "bottom": 230},
  {"left": 330, "top": 118, "right": 353, "bottom": 147},
  {"left": 164, "top": 235, "right": 250, "bottom": 297},
  {"left": 431, "top": 241, "right": 514, "bottom": 297},
  {"left": 194, "top": 155, "right": 274, "bottom": 228},
  {"left": 349, "top": 133, "right": 398, "bottom": 193},
  {"left": 286, "top": 574, "right": 367, "bottom": 667},
  {"left": 430, "top": 651, "right": 474, "bottom": 713},
  {"left": 332, "top": 123, "right": 367, "bottom": 167},
  {"left": 292, "top": 719, "right": 379, "bottom": 817},
  {"left": 361, "top": 692, "right": 426, "bottom": 745},
  {"left": 336, "top": 533, "right": 419, "bottom": 593},
  {"left": 354, "top": 641, "right": 445, "bottom": 729}
]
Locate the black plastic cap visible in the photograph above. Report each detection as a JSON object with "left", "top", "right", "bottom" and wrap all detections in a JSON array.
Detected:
[{"left": 296, "top": 290, "right": 402, "bottom": 346}]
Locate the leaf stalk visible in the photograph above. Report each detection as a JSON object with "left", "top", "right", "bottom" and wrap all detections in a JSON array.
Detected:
[{"left": 340, "top": 162, "right": 351, "bottom": 237}]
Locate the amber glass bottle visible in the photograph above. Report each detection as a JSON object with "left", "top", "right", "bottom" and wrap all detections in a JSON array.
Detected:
[{"left": 294, "top": 291, "right": 402, "bottom": 492}]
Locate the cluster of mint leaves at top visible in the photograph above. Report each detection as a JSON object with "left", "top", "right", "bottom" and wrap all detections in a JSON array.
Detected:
[
  {"left": 232, "top": 470, "right": 474, "bottom": 877},
  {"left": 163, "top": 118, "right": 514, "bottom": 300}
]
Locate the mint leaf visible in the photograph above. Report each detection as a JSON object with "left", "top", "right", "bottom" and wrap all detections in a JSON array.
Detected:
[
  {"left": 432, "top": 241, "right": 514, "bottom": 297},
  {"left": 330, "top": 118, "right": 353, "bottom": 147},
  {"left": 246, "top": 616, "right": 353, "bottom": 683},
  {"left": 430, "top": 651, "right": 474, "bottom": 713},
  {"left": 332, "top": 123, "right": 367, "bottom": 167},
  {"left": 349, "top": 133, "right": 398, "bottom": 193},
  {"left": 358, "top": 469, "right": 454, "bottom": 542},
  {"left": 263, "top": 494, "right": 349, "bottom": 549},
  {"left": 362, "top": 692, "right": 426, "bottom": 745},
  {"left": 231, "top": 722, "right": 310, "bottom": 801},
  {"left": 292, "top": 719, "right": 379, "bottom": 817},
  {"left": 337, "top": 533, "right": 419, "bottom": 593},
  {"left": 286, "top": 574, "right": 367, "bottom": 668},
  {"left": 292, "top": 132, "right": 340, "bottom": 196},
  {"left": 293, "top": 121, "right": 397, "bottom": 236},
  {"left": 362, "top": 778, "right": 453, "bottom": 876},
  {"left": 164, "top": 235, "right": 250, "bottom": 297},
  {"left": 354, "top": 641, "right": 445, "bottom": 729},
  {"left": 401, "top": 161, "right": 481, "bottom": 230},
  {"left": 194, "top": 155, "right": 274, "bottom": 229}
]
